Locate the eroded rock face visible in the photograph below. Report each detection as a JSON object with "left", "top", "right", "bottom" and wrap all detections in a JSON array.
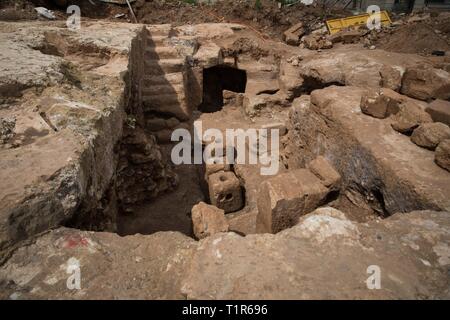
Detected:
[{"left": 411, "top": 122, "right": 450, "bottom": 150}]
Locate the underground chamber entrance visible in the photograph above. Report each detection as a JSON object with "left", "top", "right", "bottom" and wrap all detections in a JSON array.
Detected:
[{"left": 199, "top": 65, "right": 247, "bottom": 113}]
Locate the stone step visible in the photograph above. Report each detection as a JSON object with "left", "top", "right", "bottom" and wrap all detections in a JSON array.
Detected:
[
  {"left": 146, "top": 35, "right": 168, "bottom": 47},
  {"left": 143, "top": 97, "right": 190, "bottom": 121},
  {"left": 145, "top": 59, "right": 185, "bottom": 75},
  {"left": 145, "top": 46, "right": 180, "bottom": 60},
  {"left": 142, "top": 72, "right": 185, "bottom": 87},
  {"left": 146, "top": 24, "right": 172, "bottom": 37},
  {"left": 142, "top": 92, "right": 186, "bottom": 106},
  {"left": 142, "top": 83, "right": 185, "bottom": 96}
]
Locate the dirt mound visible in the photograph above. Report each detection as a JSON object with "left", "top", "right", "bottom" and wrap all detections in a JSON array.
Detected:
[
  {"left": 133, "top": 0, "right": 350, "bottom": 40},
  {"left": 0, "top": 0, "right": 37, "bottom": 21},
  {"left": 379, "top": 22, "right": 450, "bottom": 55},
  {"left": 376, "top": 12, "right": 450, "bottom": 55}
]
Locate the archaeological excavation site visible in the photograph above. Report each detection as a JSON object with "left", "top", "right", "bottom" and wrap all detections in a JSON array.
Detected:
[{"left": 0, "top": 0, "right": 450, "bottom": 301}]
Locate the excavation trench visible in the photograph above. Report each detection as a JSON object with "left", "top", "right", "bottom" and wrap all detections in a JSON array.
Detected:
[{"left": 65, "top": 48, "right": 249, "bottom": 238}]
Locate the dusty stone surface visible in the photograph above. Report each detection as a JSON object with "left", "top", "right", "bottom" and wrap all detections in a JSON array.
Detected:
[
  {"left": 191, "top": 202, "right": 229, "bottom": 240},
  {"left": 435, "top": 139, "right": 450, "bottom": 172},
  {"left": 294, "top": 49, "right": 426, "bottom": 90},
  {"left": 1, "top": 209, "right": 448, "bottom": 300},
  {"left": 391, "top": 102, "right": 433, "bottom": 134},
  {"left": 411, "top": 122, "right": 450, "bottom": 150},
  {"left": 182, "top": 209, "right": 450, "bottom": 299},
  {"left": 426, "top": 99, "right": 450, "bottom": 126},
  {"left": 0, "top": 228, "right": 197, "bottom": 299}
]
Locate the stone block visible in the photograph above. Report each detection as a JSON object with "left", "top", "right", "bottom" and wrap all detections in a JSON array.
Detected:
[
  {"left": 191, "top": 202, "right": 229, "bottom": 239},
  {"left": 256, "top": 169, "right": 329, "bottom": 234},
  {"left": 208, "top": 171, "right": 244, "bottom": 213}
]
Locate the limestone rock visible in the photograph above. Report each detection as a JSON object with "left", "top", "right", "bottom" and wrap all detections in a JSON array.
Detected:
[
  {"left": 380, "top": 65, "right": 403, "bottom": 92},
  {"left": 208, "top": 171, "right": 244, "bottom": 213},
  {"left": 283, "top": 22, "right": 305, "bottom": 46},
  {"left": 411, "top": 122, "right": 450, "bottom": 150},
  {"left": 279, "top": 60, "right": 304, "bottom": 100},
  {"left": 0, "top": 228, "right": 197, "bottom": 299},
  {"left": 307, "top": 156, "right": 341, "bottom": 191},
  {"left": 426, "top": 99, "right": 450, "bottom": 126},
  {"left": 191, "top": 202, "right": 229, "bottom": 240},
  {"left": 303, "top": 34, "right": 332, "bottom": 50},
  {"left": 256, "top": 169, "right": 329, "bottom": 233},
  {"left": 391, "top": 102, "right": 433, "bottom": 134},
  {"left": 329, "top": 30, "right": 361, "bottom": 44},
  {"left": 435, "top": 139, "right": 450, "bottom": 171},
  {"left": 401, "top": 65, "right": 450, "bottom": 101},
  {"left": 360, "top": 88, "right": 403, "bottom": 119}
]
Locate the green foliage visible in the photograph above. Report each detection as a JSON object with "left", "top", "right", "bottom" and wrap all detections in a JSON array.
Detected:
[{"left": 255, "top": 0, "right": 262, "bottom": 11}]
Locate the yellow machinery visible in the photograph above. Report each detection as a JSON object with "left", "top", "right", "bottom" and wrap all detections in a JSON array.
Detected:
[{"left": 326, "top": 11, "right": 392, "bottom": 34}]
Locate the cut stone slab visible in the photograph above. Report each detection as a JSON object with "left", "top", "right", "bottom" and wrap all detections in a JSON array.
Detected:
[
  {"left": 191, "top": 202, "right": 229, "bottom": 240},
  {"left": 208, "top": 171, "right": 244, "bottom": 214},
  {"left": 426, "top": 99, "right": 450, "bottom": 126},
  {"left": 307, "top": 156, "right": 341, "bottom": 191},
  {"left": 256, "top": 169, "right": 329, "bottom": 234},
  {"left": 401, "top": 65, "right": 450, "bottom": 101},
  {"left": 391, "top": 102, "right": 433, "bottom": 134},
  {"left": 286, "top": 86, "right": 450, "bottom": 214},
  {"left": 435, "top": 139, "right": 450, "bottom": 172},
  {"left": 411, "top": 122, "right": 450, "bottom": 150}
]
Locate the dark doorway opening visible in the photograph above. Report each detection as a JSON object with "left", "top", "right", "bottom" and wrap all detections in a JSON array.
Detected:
[{"left": 199, "top": 65, "right": 247, "bottom": 113}]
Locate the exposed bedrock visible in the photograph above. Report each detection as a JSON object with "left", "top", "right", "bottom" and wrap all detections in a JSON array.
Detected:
[
  {"left": 284, "top": 86, "right": 450, "bottom": 215},
  {"left": 1, "top": 209, "right": 448, "bottom": 299}
]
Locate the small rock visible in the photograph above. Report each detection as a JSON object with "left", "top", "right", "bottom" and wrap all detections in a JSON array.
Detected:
[
  {"left": 426, "top": 99, "right": 450, "bottom": 126},
  {"left": 360, "top": 88, "right": 403, "bottom": 119},
  {"left": 307, "top": 156, "right": 341, "bottom": 191},
  {"left": 191, "top": 202, "right": 229, "bottom": 240},
  {"left": 283, "top": 22, "right": 305, "bottom": 46},
  {"left": 411, "top": 123, "right": 450, "bottom": 150},
  {"left": 391, "top": 102, "right": 433, "bottom": 134},
  {"left": 435, "top": 139, "right": 450, "bottom": 171}
]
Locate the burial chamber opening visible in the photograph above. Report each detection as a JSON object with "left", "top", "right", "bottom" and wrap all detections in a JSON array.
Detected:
[{"left": 199, "top": 65, "right": 247, "bottom": 113}]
